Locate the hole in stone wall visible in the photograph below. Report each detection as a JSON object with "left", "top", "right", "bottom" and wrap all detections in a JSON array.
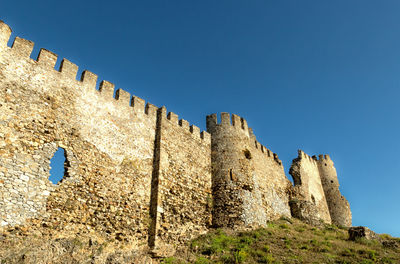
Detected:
[
  {"left": 311, "top": 195, "right": 316, "bottom": 204},
  {"left": 49, "top": 147, "right": 66, "bottom": 184},
  {"left": 243, "top": 149, "right": 252, "bottom": 160}
]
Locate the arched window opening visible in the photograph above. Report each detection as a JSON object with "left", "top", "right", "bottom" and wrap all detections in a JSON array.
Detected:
[{"left": 49, "top": 147, "right": 66, "bottom": 184}]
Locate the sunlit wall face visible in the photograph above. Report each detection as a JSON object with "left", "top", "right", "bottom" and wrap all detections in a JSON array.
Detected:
[{"left": 1, "top": 0, "right": 399, "bottom": 236}]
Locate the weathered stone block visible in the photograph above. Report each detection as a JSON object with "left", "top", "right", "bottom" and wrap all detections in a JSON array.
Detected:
[{"left": 348, "top": 226, "right": 379, "bottom": 241}]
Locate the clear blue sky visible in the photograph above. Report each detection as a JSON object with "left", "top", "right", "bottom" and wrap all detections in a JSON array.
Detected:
[{"left": 2, "top": 1, "right": 400, "bottom": 236}]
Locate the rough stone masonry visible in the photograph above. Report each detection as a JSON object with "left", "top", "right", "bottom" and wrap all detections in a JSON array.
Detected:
[{"left": 0, "top": 20, "right": 352, "bottom": 252}]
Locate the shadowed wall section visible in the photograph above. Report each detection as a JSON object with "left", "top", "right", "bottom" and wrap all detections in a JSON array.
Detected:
[{"left": 149, "top": 108, "right": 212, "bottom": 254}]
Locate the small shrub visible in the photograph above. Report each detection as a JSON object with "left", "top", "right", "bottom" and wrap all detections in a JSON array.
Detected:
[
  {"left": 360, "top": 260, "right": 374, "bottom": 264},
  {"left": 234, "top": 249, "right": 248, "bottom": 263},
  {"left": 300, "top": 244, "right": 310, "bottom": 250},
  {"left": 207, "top": 230, "right": 234, "bottom": 254},
  {"left": 258, "top": 229, "right": 272, "bottom": 236},
  {"left": 279, "top": 216, "right": 293, "bottom": 224},
  {"left": 380, "top": 234, "right": 392, "bottom": 240},
  {"left": 381, "top": 256, "right": 395, "bottom": 263},
  {"left": 318, "top": 246, "right": 330, "bottom": 252},
  {"left": 341, "top": 248, "right": 354, "bottom": 257},
  {"left": 248, "top": 228, "right": 271, "bottom": 238},
  {"left": 309, "top": 239, "right": 319, "bottom": 246},
  {"left": 262, "top": 245, "right": 270, "bottom": 252},
  {"left": 324, "top": 253, "right": 336, "bottom": 259},
  {"left": 194, "top": 256, "right": 209, "bottom": 264},
  {"left": 284, "top": 237, "right": 291, "bottom": 249},
  {"left": 221, "top": 254, "right": 234, "bottom": 263},
  {"left": 367, "top": 249, "right": 377, "bottom": 261},
  {"left": 279, "top": 224, "right": 288, "bottom": 229},
  {"left": 161, "top": 257, "right": 179, "bottom": 264},
  {"left": 335, "top": 259, "right": 351, "bottom": 264},
  {"left": 239, "top": 235, "right": 254, "bottom": 245},
  {"left": 260, "top": 253, "right": 275, "bottom": 264},
  {"left": 324, "top": 225, "right": 338, "bottom": 232},
  {"left": 357, "top": 249, "right": 377, "bottom": 261},
  {"left": 355, "top": 237, "right": 379, "bottom": 246}
]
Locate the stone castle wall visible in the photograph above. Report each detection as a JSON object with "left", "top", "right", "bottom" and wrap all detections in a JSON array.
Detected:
[
  {"left": 288, "top": 151, "right": 352, "bottom": 226},
  {"left": 0, "top": 19, "right": 352, "bottom": 252},
  {"left": 289, "top": 150, "right": 332, "bottom": 225},
  {"left": 149, "top": 108, "right": 212, "bottom": 251},
  {"left": 0, "top": 20, "right": 212, "bottom": 251}
]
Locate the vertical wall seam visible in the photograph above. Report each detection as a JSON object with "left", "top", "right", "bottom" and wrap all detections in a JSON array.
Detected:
[{"left": 148, "top": 107, "right": 163, "bottom": 248}]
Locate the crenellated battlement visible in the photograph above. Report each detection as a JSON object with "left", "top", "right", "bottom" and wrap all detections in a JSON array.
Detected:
[
  {"left": 206, "top": 112, "right": 281, "bottom": 165},
  {"left": 163, "top": 108, "right": 210, "bottom": 143},
  {"left": 311, "top": 154, "right": 333, "bottom": 165},
  {"left": 253, "top": 139, "right": 282, "bottom": 165},
  {"left": 0, "top": 20, "right": 209, "bottom": 143},
  {"left": 0, "top": 20, "right": 154, "bottom": 119},
  {"left": 206, "top": 112, "right": 249, "bottom": 137},
  {"left": 297, "top": 150, "right": 318, "bottom": 164},
  {"left": 318, "top": 154, "right": 331, "bottom": 161},
  {"left": 296, "top": 150, "right": 334, "bottom": 165}
]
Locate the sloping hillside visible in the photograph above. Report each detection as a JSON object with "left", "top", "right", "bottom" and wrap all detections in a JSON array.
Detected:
[
  {"left": 0, "top": 218, "right": 399, "bottom": 263},
  {"left": 163, "top": 218, "right": 400, "bottom": 264}
]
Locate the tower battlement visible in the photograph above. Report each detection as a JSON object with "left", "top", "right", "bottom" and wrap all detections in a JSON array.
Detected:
[
  {"left": 206, "top": 112, "right": 249, "bottom": 137},
  {"left": 207, "top": 112, "right": 281, "bottom": 166}
]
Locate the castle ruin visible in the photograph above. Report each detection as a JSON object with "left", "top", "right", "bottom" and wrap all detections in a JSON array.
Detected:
[{"left": 0, "top": 20, "right": 352, "bottom": 253}]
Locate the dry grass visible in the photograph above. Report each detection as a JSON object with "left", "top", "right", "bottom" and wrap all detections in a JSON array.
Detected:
[
  {"left": 0, "top": 218, "right": 399, "bottom": 263},
  {"left": 0, "top": 228, "right": 152, "bottom": 264},
  {"left": 163, "top": 218, "right": 400, "bottom": 264}
]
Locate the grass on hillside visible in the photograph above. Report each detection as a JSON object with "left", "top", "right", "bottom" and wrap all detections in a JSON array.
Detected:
[
  {"left": 162, "top": 218, "right": 400, "bottom": 264},
  {"left": 0, "top": 218, "right": 398, "bottom": 263}
]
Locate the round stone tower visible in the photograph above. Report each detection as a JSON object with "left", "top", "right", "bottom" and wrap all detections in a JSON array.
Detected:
[
  {"left": 316, "top": 155, "right": 352, "bottom": 227},
  {"left": 206, "top": 112, "right": 291, "bottom": 228},
  {"left": 206, "top": 112, "right": 257, "bottom": 227}
]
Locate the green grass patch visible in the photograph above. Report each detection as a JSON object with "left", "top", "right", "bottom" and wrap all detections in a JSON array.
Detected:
[{"left": 161, "top": 218, "right": 400, "bottom": 264}]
